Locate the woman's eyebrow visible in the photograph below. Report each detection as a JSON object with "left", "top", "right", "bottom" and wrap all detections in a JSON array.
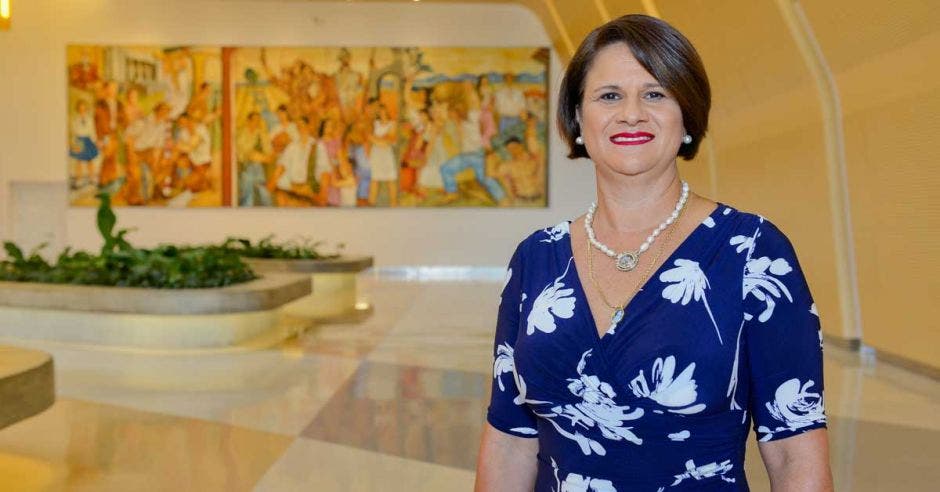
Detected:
[{"left": 591, "top": 82, "right": 664, "bottom": 93}]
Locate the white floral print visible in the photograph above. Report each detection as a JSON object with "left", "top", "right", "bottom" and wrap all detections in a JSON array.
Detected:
[
  {"left": 541, "top": 221, "right": 571, "bottom": 243},
  {"left": 493, "top": 342, "right": 515, "bottom": 392},
  {"left": 668, "top": 430, "right": 690, "bottom": 441},
  {"left": 670, "top": 458, "right": 736, "bottom": 486},
  {"left": 527, "top": 257, "right": 577, "bottom": 335},
  {"left": 703, "top": 216, "right": 716, "bottom": 228},
  {"left": 510, "top": 426, "right": 537, "bottom": 435},
  {"left": 726, "top": 314, "right": 750, "bottom": 413},
  {"left": 659, "top": 259, "right": 722, "bottom": 344},
  {"left": 534, "top": 350, "right": 644, "bottom": 456},
  {"left": 758, "top": 378, "right": 826, "bottom": 441},
  {"left": 732, "top": 225, "right": 795, "bottom": 323},
  {"left": 630, "top": 356, "right": 706, "bottom": 415},
  {"left": 552, "top": 458, "right": 617, "bottom": 492},
  {"left": 743, "top": 256, "right": 793, "bottom": 322}
]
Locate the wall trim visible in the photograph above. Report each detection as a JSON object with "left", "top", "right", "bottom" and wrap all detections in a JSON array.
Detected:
[{"left": 774, "top": 0, "right": 863, "bottom": 341}]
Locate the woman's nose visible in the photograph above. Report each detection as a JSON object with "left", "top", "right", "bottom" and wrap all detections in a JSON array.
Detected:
[{"left": 618, "top": 95, "right": 647, "bottom": 125}]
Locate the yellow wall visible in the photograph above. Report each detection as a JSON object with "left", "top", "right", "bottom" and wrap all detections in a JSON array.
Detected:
[{"left": 525, "top": 0, "right": 937, "bottom": 370}]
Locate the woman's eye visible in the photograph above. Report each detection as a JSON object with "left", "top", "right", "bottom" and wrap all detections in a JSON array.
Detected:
[
  {"left": 599, "top": 92, "right": 621, "bottom": 101},
  {"left": 644, "top": 91, "right": 666, "bottom": 100}
]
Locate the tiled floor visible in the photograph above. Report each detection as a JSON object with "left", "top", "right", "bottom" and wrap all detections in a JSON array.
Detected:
[{"left": 1, "top": 276, "right": 938, "bottom": 491}]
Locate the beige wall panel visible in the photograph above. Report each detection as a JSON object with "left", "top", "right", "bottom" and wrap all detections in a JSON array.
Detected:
[
  {"left": 676, "top": 152, "right": 712, "bottom": 199},
  {"left": 660, "top": 1, "right": 810, "bottom": 106},
  {"left": 715, "top": 123, "right": 843, "bottom": 339},
  {"left": 799, "top": 1, "right": 937, "bottom": 73},
  {"left": 802, "top": 1, "right": 939, "bottom": 370},
  {"left": 840, "top": 94, "right": 938, "bottom": 369},
  {"left": 602, "top": 0, "right": 654, "bottom": 18},
  {"left": 551, "top": 0, "right": 605, "bottom": 48},
  {"left": 516, "top": 0, "right": 574, "bottom": 59}
]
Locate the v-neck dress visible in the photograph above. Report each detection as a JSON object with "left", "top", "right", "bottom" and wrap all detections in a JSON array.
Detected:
[{"left": 487, "top": 204, "right": 826, "bottom": 491}]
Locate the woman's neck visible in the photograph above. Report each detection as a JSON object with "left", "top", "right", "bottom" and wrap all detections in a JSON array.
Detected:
[{"left": 593, "top": 166, "right": 684, "bottom": 234}]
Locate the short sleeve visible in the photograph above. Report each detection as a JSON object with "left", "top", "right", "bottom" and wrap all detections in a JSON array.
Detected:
[
  {"left": 742, "top": 218, "right": 827, "bottom": 442},
  {"left": 486, "top": 242, "right": 539, "bottom": 438}
]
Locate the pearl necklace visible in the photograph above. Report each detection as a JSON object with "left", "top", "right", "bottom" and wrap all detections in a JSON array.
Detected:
[{"left": 584, "top": 181, "right": 690, "bottom": 272}]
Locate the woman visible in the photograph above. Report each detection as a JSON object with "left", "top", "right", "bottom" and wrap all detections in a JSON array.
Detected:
[{"left": 475, "top": 15, "right": 831, "bottom": 491}]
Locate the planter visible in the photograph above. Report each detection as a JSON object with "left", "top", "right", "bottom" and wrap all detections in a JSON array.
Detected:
[
  {"left": 243, "top": 256, "right": 373, "bottom": 321},
  {"left": 0, "top": 274, "right": 310, "bottom": 350},
  {"left": 0, "top": 346, "right": 54, "bottom": 430}
]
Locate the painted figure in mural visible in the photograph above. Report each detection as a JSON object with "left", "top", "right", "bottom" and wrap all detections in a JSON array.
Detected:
[
  {"left": 477, "top": 76, "right": 498, "bottom": 150},
  {"left": 175, "top": 111, "right": 213, "bottom": 194},
  {"left": 345, "top": 114, "right": 373, "bottom": 206},
  {"left": 335, "top": 48, "right": 365, "bottom": 124},
  {"left": 418, "top": 102, "right": 449, "bottom": 197},
  {"left": 237, "top": 111, "right": 274, "bottom": 207},
  {"left": 270, "top": 104, "right": 299, "bottom": 154},
  {"left": 399, "top": 109, "right": 430, "bottom": 199},
  {"left": 495, "top": 136, "right": 544, "bottom": 205},
  {"left": 494, "top": 72, "right": 527, "bottom": 134},
  {"left": 161, "top": 49, "right": 194, "bottom": 120},
  {"left": 439, "top": 97, "right": 507, "bottom": 205},
  {"left": 68, "top": 50, "right": 100, "bottom": 91},
  {"left": 272, "top": 115, "right": 316, "bottom": 207},
  {"left": 123, "top": 102, "right": 172, "bottom": 204},
  {"left": 68, "top": 99, "right": 100, "bottom": 189},
  {"left": 94, "top": 81, "right": 121, "bottom": 189},
  {"left": 368, "top": 104, "right": 399, "bottom": 206},
  {"left": 122, "top": 87, "right": 144, "bottom": 128},
  {"left": 334, "top": 152, "right": 358, "bottom": 207},
  {"left": 315, "top": 117, "right": 343, "bottom": 206}
]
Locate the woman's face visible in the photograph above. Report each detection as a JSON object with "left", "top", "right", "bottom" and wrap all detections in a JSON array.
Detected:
[{"left": 578, "top": 42, "right": 685, "bottom": 177}]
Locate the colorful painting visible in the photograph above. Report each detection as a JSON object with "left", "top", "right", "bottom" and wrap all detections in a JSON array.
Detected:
[
  {"left": 67, "top": 45, "right": 225, "bottom": 207},
  {"left": 230, "top": 46, "right": 549, "bottom": 207}
]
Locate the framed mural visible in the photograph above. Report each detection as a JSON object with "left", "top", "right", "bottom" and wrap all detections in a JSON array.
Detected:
[
  {"left": 229, "top": 46, "right": 549, "bottom": 208},
  {"left": 67, "top": 45, "right": 225, "bottom": 207}
]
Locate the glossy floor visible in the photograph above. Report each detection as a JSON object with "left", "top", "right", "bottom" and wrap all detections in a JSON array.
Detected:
[{"left": 0, "top": 276, "right": 938, "bottom": 491}]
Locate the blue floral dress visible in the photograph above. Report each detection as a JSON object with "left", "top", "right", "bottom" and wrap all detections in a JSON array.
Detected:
[{"left": 487, "top": 204, "right": 827, "bottom": 491}]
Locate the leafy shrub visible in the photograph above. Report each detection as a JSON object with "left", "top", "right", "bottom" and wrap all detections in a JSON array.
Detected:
[
  {"left": 0, "top": 193, "right": 256, "bottom": 288},
  {"left": 221, "top": 236, "right": 344, "bottom": 260}
]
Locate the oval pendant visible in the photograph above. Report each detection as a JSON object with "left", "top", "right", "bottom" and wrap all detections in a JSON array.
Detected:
[
  {"left": 616, "top": 252, "right": 638, "bottom": 272},
  {"left": 607, "top": 308, "right": 625, "bottom": 335}
]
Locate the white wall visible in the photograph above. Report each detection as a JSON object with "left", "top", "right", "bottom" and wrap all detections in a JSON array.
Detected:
[{"left": 0, "top": 0, "right": 596, "bottom": 267}]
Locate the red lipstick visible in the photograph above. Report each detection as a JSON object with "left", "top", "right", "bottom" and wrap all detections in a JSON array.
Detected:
[{"left": 609, "top": 132, "right": 654, "bottom": 146}]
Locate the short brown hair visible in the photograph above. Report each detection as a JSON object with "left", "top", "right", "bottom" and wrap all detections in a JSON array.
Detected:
[{"left": 557, "top": 14, "right": 711, "bottom": 160}]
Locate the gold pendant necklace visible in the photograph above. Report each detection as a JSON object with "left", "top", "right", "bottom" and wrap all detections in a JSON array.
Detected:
[{"left": 587, "top": 212, "right": 680, "bottom": 335}]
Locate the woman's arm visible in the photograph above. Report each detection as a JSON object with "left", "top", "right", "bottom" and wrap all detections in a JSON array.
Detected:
[
  {"left": 758, "top": 428, "right": 833, "bottom": 492},
  {"left": 474, "top": 423, "right": 538, "bottom": 492}
]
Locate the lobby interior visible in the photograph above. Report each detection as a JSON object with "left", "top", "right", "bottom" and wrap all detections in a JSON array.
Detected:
[{"left": 1, "top": 0, "right": 938, "bottom": 491}]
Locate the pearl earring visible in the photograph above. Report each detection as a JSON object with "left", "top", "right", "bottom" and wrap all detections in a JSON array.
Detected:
[
  {"left": 575, "top": 135, "right": 584, "bottom": 145},
  {"left": 682, "top": 134, "right": 693, "bottom": 144}
]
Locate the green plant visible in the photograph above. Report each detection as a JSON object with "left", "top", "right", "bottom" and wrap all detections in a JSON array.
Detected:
[
  {"left": 0, "top": 193, "right": 256, "bottom": 288},
  {"left": 221, "top": 235, "right": 344, "bottom": 260}
]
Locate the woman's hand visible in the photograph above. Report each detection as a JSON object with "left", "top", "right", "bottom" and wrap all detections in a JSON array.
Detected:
[
  {"left": 475, "top": 423, "right": 538, "bottom": 492},
  {"left": 758, "top": 428, "right": 833, "bottom": 491}
]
